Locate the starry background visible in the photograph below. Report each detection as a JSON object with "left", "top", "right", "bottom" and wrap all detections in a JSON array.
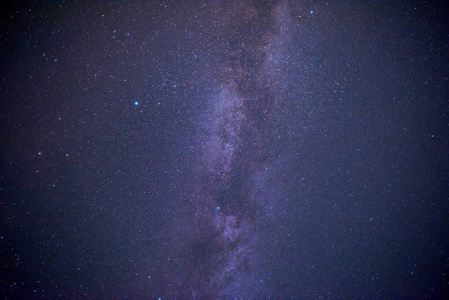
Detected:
[{"left": 1, "top": 0, "right": 449, "bottom": 299}]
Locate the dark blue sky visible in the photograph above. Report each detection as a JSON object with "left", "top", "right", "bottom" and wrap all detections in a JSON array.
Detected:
[{"left": 1, "top": 1, "right": 448, "bottom": 298}]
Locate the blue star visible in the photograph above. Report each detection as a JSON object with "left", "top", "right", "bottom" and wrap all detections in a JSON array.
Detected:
[{"left": 134, "top": 101, "right": 139, "bottom": 106}]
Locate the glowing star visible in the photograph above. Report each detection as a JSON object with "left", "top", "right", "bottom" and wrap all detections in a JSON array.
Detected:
[{"left": 134, "top": 101, "right": 139, "bottom": 106}]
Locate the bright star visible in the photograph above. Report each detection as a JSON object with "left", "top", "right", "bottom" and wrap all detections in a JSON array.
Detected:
[{"left": 134, "top": 101, "right": 139, "bottom": 106}]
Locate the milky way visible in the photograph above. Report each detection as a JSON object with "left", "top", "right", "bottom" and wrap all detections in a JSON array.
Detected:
[
  {"left": 157, "top": 3, "right": 298, "bottom": 297},
  {"left": 2, "top": 0, "right": 448, "bottom": 298}
]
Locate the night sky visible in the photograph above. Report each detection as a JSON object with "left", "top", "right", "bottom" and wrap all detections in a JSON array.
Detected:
[{"left": 1, "top": 1, "right": 449, "bottom": 299}]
